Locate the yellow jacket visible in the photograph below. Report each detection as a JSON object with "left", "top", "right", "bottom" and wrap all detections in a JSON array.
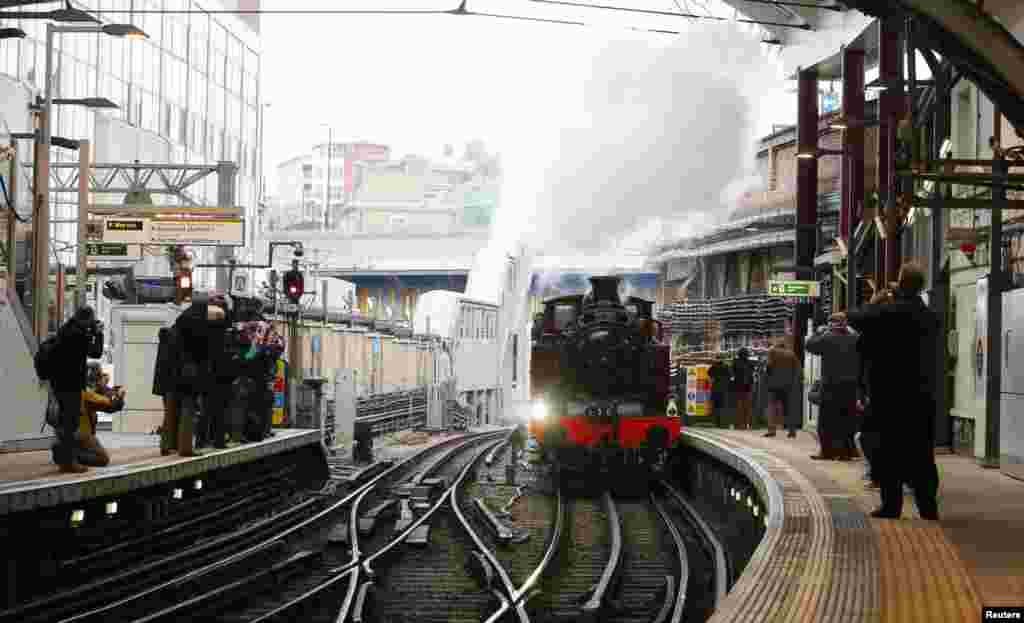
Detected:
[{"left": 80, "top": 390, "right": 123, "bottom": 437}]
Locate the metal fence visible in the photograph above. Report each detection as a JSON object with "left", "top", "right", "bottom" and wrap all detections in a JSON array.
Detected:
[{"left": 353, "top": 387, "right": 429, "bottom": 436}]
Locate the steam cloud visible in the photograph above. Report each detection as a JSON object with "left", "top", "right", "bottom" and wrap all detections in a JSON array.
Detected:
[{"left": 466, "top": 22, "right": 780, "bottom": 305}]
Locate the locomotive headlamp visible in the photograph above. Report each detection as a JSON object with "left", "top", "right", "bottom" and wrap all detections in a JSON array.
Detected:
[{"left": 532, "top": 401, "right": 547, "bottom": 421}]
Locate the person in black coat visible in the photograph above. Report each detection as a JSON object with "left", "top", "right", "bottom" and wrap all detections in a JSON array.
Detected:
[
  {"left": 172, "top": 299, "right": 229, "bottom": 454},
  {"left": 154, "top": 326, "right": 183, "bottom": 455},
  {"left": 834, "top": 261, "right": 940, "bottom": 520},
  {"left": 50, "top": 306, "right": 104, "bottom": 472},
  {"left": 805, "top": 320, "right": 861, "bottom": 460},
  {"left": 732, "top": 349, "right": 754, "bottom": 429},
  {"left": 854, "top": 289, "right": 895, "bottom": 488}
]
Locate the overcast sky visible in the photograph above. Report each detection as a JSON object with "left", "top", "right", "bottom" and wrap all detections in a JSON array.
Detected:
[{"left": 260, "top": 0, "right": 795, "bottom": 193}]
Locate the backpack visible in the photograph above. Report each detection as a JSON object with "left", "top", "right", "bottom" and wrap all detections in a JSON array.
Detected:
[{"left": 34, "top": 335, "right": 60, "bottom": 382}]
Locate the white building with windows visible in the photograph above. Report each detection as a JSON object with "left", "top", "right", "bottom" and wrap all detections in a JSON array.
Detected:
[{"left": 0, "top": 0, "right": 263, "bottom": 289}]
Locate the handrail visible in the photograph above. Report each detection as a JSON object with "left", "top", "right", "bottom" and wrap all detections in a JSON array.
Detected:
[
  {"left": 651, "top": 490, "right": 690, "bottom": 623},
  {"left": 580, "top": 491, "right": 623, "bottom": 617}
]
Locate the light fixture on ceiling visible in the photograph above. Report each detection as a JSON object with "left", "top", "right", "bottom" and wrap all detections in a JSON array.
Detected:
[
  {"left": 101, "top": 23, "right": 148, "bottom": 39},
  {"left": 0, "top": 27, "right": 27, "bottom": 39},
  {"left": 49, "top": 2, "right": 100, "bottom": 23},
  {"left": 53, "top": 96, "right": 119, "bottom": 109}
]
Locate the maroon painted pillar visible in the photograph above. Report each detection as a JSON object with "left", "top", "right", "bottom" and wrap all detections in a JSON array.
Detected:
[
  {"left": 879, "top": 16, "right": 903, "bottom": 286},
  {"left": 794, "top": 67, "right": 819, "bottom": 366},
  {"left": 842, "top": 48, "right": 866, "bottom": 308}
]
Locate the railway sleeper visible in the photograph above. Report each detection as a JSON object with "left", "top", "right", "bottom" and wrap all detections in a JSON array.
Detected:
[
  {"left": 473, "top": 498, "right": 518, "bottom": 545},
  {"left": 358, "top": 499, "right": 399, "bottom": 537}
]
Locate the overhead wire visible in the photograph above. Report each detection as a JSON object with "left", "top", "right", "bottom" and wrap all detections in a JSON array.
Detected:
[{"left": 46, "top": 0, "right": 815, "bottom": 30}]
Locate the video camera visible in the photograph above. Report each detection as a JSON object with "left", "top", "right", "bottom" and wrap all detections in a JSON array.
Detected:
[{"left": 71, "top": 307, "right": 105, "bottom": 359}]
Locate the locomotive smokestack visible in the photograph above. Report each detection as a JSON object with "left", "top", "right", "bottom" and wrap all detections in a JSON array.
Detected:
[
  {"left": 627, "top": 297, "right": 653, "bottom": 319},
  {"left": 588, "top": 276, "right": 622, "bottom": 305}
]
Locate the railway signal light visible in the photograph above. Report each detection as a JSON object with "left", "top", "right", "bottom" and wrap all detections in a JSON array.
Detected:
[
  {"left": 283, "top": 269, "right": 304, "bottom": 305},
  {"left": 174, "top": 269, "right": 193, "bottom": 305}
]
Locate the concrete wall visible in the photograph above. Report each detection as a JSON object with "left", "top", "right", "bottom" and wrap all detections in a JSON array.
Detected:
[{"left": 0, "top": 286, "right": 49, "bottom": 448}]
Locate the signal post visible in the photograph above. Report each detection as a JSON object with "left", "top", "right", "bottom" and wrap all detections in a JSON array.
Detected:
[{"left": 282, "top": 259, "right": 305, "bottom": 391}]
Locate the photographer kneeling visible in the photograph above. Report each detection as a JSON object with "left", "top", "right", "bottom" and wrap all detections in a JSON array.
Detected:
[{"left": 78, "top": 364, "right": 126, "bottom": 467}]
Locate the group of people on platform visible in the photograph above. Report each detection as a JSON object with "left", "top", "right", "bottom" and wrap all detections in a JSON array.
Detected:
[
  {"left": 40, "top": 292, "right": 283, "bottom": 472},
  {"left": 154, "top": 293, "right": 283, "bottom": 457},
  {"left": 692, "top": 261, "right": 940, "bottom": 521}
]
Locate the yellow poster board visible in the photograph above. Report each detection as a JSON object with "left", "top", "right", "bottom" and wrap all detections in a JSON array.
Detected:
[{"left": 686, "top": 364, "right": 710, "bottom": 417}]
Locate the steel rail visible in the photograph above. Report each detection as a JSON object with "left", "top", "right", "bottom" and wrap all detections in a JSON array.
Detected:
[
  {"left": 63, "top": 478, "right": 285, "bottom": 570},
  {"left": 650, "top": 491, "right": 690, "bottom": 623},
  {"left": 242, "top": 431, "right": 510, "bottom": 623},
  {"left": 54, "top": 433, "right": 493, "bottom": 623},
  {"left": 1, "top": 493, "right": 323, "bottom": 623},
  {"left": 580, "top": 491, "right": 623, "bottom": 618},
  {"left": 661, "top": 481, "right": 729, "bottom": 607},
  {"left": 450, "top": 445, "right": 528, "bottom": 623},
  {"left": 484, "top": 436, "right": 511, "bottom": 466},
  {"left": 484, "top": 484, "right": 566, "bottom": 623}
]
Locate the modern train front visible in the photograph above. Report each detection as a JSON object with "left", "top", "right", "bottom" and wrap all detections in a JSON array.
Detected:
[{"left": 528, "top": 276, "right": 681, "bottom": 484}]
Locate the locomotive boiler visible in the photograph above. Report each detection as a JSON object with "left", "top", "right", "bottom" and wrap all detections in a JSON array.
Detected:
[{"left": 528, "top": 275, "right": 680, "bottom": 483}]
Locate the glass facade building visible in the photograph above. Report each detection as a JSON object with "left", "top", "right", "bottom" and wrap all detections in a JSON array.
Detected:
[{"left": 0, "top": 0, "right": 261, "bottom": 286}]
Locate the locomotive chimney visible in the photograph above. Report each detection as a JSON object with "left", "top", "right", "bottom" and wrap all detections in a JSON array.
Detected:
[
  {"left": 627, "top": 297, "right": 653, "bottom": 319},
  {"left": 588, "top": 276, "right": 622, "bottom": 305}
]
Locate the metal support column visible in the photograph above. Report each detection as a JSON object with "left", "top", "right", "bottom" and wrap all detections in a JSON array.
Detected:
[
  {"left": 879, "top": 16, "right": 903, "bottom": 285},
  {"left": 75, "top": 140, "right": 90, "bottom": 310},
  {"left": 794, "top": 67, "right": 819, "bottom": 365},
  {"left": 842, "top": 47, "right": 866, "bottom": 310},
  {"left": 983, "top": 156, "right": 1007, "bottom": 468},
  {"left": 6, "top": 141, "right": 17, "bottom": 282},
  {"left": 32, "top": 114, "right": 50, "bottom": 339},
  {"left": 930, "top": 70, "right": 953, "bottom": 450},
  {"left": 215, "top": 161, "right": 237, "bottom": 293}
]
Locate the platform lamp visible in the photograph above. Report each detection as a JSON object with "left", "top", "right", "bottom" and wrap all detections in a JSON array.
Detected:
[{"left": 29, "top": 18, "right": 147, "bottom": 339}]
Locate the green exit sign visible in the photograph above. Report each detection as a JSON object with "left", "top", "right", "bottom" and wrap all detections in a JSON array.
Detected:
[
  {"left": 768, "top": 280, "right": 820, "bottom": 298},
  {"left": 86, "top": 243, "right": 139, "bottom": 259}
]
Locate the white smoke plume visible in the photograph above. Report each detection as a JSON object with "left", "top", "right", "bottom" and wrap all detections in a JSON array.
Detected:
[{"left": 466, "top": 22, "right": 780, "bottom": 304}]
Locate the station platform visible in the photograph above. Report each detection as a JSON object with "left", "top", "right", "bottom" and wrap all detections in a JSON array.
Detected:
[
  {"left": 0, "top": 428, "right": 322, "bottom": 516},
  {"left": 696, "top": 428, "right": 1023, "bottom": 623}
]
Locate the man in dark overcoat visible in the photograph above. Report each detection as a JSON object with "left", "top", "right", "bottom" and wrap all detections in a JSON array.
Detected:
[{"left": 834, "top": 262, "right": 940, "bottom": 520}]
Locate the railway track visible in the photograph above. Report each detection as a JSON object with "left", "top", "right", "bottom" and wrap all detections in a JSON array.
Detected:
[
  {"left": 362, "top": 437, "right": 512, "bottom": 623},
  {"left": 189, "top": 431, "right": 508, "bottom": 623},
  {"left": 3, "top": 431, "right": 498, "bottom": 623},
  {"left": 462, "top": 472, "right": 728, "bottom": 623},
  {"left": 657, "top": 481, "right": 729, "bottom": 622}
]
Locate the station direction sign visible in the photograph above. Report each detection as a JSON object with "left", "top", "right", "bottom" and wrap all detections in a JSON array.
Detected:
[
  {"left": 148, "top": 218, "right": 244, "bottom": 246},
  {"left": 768, "top": 280, "right": 820, "bottom": 298},
  {"left": 90, "top": 210, "right": 245, "bottom": 247},
  {"left": 86, "top": 242, "right": 141, "bottom": 261}
]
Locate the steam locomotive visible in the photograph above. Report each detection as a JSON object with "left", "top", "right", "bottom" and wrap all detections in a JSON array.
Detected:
[{"left": 528, "top": 276, "right": 681, "bottom": 483}]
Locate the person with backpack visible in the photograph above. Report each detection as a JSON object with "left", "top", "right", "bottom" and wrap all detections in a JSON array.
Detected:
[{"left": 36, "top": 306, "right": 104, "bottom": 473}]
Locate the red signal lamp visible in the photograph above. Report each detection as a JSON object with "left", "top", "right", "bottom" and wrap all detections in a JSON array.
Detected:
[
  {"left": 960, "top": 242, "right": 977, "bottom": 263},
  {"left": 282, "top": 269, "right": 304, "bottom": 305}
]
